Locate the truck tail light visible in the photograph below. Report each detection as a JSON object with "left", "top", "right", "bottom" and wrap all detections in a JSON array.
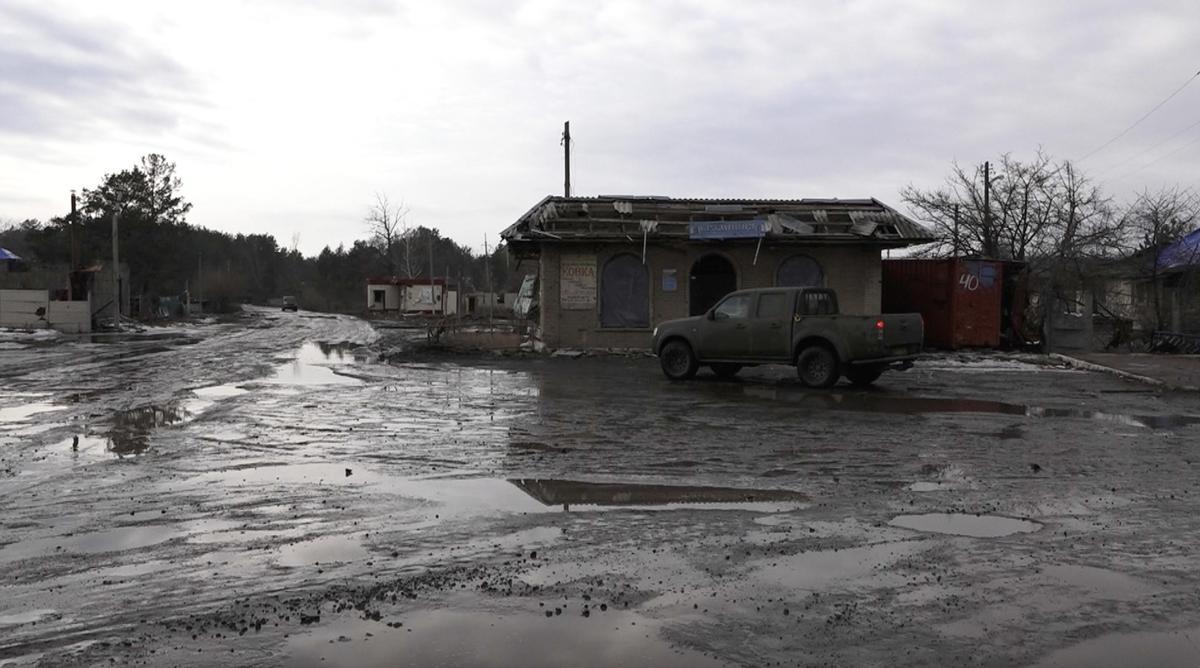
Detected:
[{"left": 876, "top": 319, "right": 885, "bottom": 340}]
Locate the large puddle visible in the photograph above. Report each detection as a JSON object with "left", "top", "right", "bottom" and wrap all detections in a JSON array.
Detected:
[
  {"left": 198, "top": 465, "right": 806, "bottom": 514},
  {"left": 265, "top": 342, "right": 361, "bottom": 385},
  {"left": 0, "top": 525, "right": 180, "bottom": 562},
  {"left": 510, "top": 478, "right": 807, "bottom": 509},
  {"left": 1033, "top": 624, "right": 1200, "bottom": 667},
  {"left": 889, "top": 513, "right": 1042, "bottom": 538},
  {"left": 284, "top": 608, "right": 727, "bottom": 668},
  {"left": 737, "top": 386, "right": 1200, "bottom": 429}
]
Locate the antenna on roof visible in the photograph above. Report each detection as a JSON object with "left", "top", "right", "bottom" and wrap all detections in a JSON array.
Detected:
[{"left": 561, "top": 121, "right": 571, "bottom": 197}]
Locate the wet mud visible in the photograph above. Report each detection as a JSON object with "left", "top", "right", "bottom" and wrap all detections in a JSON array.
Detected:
[{"left": 2, "top": 310, "right": 1200, "bottom": 666}]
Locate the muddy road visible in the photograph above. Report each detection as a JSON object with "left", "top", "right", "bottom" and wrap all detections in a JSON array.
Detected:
[{"left": 2, "top": 309, "right": 1200, "bottom": 667}]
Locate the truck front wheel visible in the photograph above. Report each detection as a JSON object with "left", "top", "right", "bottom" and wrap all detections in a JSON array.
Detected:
[
  {"left": 796, "top": 345, "right": 839, "bottom": 388},
  {"left": 660, "top": 340, "right": 699, "bottom": 380}
]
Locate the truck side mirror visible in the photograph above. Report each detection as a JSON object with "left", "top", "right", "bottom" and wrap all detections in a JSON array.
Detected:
[{"left": 706, "top": 310, "right": 716, "bottom": 321}]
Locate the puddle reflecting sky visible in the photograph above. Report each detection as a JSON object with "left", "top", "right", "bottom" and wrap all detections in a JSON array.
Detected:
[
  {"left": 285, "top": 608, "right": 728, "bottom": 668},
  {"left": 1033, "top": 624, "right": 1200, "bottom": 668},
  {"left": 890, "top": 513, "right": 1042, "bottom": 538},
  {"left": 736, "top": 386, "right": 1200, "bottom": 430}
]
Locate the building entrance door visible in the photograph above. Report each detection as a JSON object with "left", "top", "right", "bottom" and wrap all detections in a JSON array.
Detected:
[{"left": 689, "top": 254, "right": 737, "bottom": 316}]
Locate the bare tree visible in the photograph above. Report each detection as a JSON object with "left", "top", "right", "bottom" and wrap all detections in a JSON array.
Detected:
[
  {"left": 901, "top": 151, "right": 1070, "bottom": 260},
  {"left": 1121, "top": 187, "right": 1199, "bottom": 329},
  {"left": 365, "top": 193, "right": 411, "bottom": 276},
  {"left": 903, "top": 151, "right": 1129, "bottom": 344}
]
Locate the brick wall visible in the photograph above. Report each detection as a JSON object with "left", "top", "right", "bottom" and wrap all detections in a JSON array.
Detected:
[{"left": 537, "top": 242, "right": 883, "bottom": 349}]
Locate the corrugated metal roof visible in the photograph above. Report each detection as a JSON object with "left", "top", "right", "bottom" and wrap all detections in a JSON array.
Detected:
[{"left": 501, "top": 195, "right": 935, "bottom": 246}]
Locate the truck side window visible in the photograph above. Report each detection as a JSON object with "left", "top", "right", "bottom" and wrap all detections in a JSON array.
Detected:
[
  {"left": 756, "top": 292, "right": 788, "bottom": 318},
  {"left": 800, "top": 292, "right": 834, "bottom": 315},
  {"left": 713, "top": 294, "right": 752, "bottom": 320}
]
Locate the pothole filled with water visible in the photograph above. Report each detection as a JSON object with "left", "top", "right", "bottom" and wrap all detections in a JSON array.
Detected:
[
  {"left": 889, "top": 513, "right": 1042, "bottom": 538},
  {"left": 284, "top": 608, "right": 725, "bottom": 668}
]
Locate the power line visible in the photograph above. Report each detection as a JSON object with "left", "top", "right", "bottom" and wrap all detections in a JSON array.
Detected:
[
  {"left": 1096, "top": 116, "right": 1200, "bottom": 177},
  {"left": 1080, "top": 69, "right": 1200, "bottom": 161},
  {"left": 1109, "top": 131, "right": 1200, "bottom": 183},
  {"left": 1095, "top": 115, "right": 1200, "bottom": 178}
]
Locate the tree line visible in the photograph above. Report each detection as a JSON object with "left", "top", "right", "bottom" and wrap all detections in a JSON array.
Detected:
[{"left": 0, "top": 155, "right": 513, "bottom": 314}]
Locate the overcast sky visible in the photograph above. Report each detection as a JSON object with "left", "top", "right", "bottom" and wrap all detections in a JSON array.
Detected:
[{"left": 2, "top": 0, "right": 1198, "bottom": 255}]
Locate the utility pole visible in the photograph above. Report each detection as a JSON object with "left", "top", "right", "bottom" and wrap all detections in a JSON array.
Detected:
[
  {"left": 562, "top": 121, "right": 571, "bottom": 197},
  {"left": 982, "top": 161, "right": 991, "bottom": 245},
  {"left": 952, "top": 203, "right": 960, "bottom": 257},
  {"left": 484, "top": 234, "right": 493, "bottom": 329},
  {"left": 111, "top": 209, "right": 121, "bottom": 327},
  {"left": 428, "top": 230, "right": 436, "bottom": 315},
  {"left": 69, "top": 191, "right": 77, "bottom": 300}
]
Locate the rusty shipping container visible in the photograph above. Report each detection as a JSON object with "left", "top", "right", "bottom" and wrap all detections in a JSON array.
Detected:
[{"left": 882, "top": 259, "right": 1002, "bottom": 349}]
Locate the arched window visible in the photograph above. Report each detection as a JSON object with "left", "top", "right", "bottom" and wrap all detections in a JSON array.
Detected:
[
  {"left": 600, "top": 254, "right": 649, "bottom": 328},
  {"left": 776, "top": 255, "right": 824, "bottom": 288}
]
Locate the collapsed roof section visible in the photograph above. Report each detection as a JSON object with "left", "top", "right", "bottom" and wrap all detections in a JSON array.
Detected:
[{"left": 501, "top": 195, "right": 936, "bottom": 249}]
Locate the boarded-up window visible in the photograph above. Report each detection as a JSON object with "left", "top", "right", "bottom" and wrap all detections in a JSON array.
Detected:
[
  {"left": 600, "top": 254, "right": 649, "bottom": 328},
  {"left": 776, "top": 255, "right": 824, "bottom": 287}
]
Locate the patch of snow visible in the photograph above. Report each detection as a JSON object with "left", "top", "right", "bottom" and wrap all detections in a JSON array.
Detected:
[{"left": 0, "top": 327, "right": 60, "bottom": 342}]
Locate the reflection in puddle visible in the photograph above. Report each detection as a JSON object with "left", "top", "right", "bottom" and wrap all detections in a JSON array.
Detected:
[
  {"left": 0, "top": 525, "right": 179, "bottom": 562},
  {"left": 0, "top": 397, "right": 62, "bottom": 424},
  {"left": 266, "top": 343, "right": 360, "bottom": 386},
  {"left": 889, "top": 513, "right": 1042, "bottom": 538},
  {"left": 107, "top": 405, "right": 189, "bottom": 455},
  {"left": 751, "top": 540, "right": 933, "bottom": 590},
  {"left": 284, "top": 608, "right": 726, "bottom": 668},
  {"left": 0, "top": 609, "right": 59, "bottom": 627},
  {"left": 199, "top": 467, "right": 804, "bottom": 514},
  {"left": 908, "top": 481, "right": 955, "bottom": 492},
  {"left": 1039, "top": 564, "right": 1154, "bottom": 600},
  {"left": 510, "top": 479, "right": 806, "bottom": 509},
  {"left": 276, "top": 535, "right": 371, "bottom": 567},
  {"left": 737, "top": 386, "right": 1200, "bottom": 430},
  {"left": 1034, "top": 624, "right": 1200, "bottom": 668}
]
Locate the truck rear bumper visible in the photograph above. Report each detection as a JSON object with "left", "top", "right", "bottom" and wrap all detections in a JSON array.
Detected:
[{"left": 846, "top": 354, "right": 923, "bottom": 368}]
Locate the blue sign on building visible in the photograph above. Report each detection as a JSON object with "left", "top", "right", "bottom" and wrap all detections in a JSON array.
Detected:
[{"left": 688, "top": 219, "right": 768, "bottom": 240}]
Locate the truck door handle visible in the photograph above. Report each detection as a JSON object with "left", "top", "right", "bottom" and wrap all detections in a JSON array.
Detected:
[
  {"left": 768, "top": 323, "right": 782, "bottom": 329},
  {"left": 735, "top": 323, "right": 746, "bottom": 330}
]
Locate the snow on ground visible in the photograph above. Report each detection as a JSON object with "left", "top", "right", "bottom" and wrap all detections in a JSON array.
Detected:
[
  {"left": 916, "top": 351, "right": 1076, "bottom": 373},
  {"left": 0, "top": 327, "right": 60, "bottom": 342}
]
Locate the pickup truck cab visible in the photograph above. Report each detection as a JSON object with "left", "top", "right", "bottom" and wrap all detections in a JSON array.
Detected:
[{"left": 652, "top": 287, "right": 923, "bottom": 387}]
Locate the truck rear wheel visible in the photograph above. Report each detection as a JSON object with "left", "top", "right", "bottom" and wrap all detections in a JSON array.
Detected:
[
  {"left": 845, "top": 364, "right": 884, "bottom": 387},
  {"left": 796, "top": 345, "right": 839, "bottom": 388},
  {"left": 660, "top": 340, "right": 699, "bottom": 380}
]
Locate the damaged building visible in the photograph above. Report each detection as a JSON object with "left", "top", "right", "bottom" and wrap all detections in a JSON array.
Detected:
[{"left": 501, "top": 196, "right": 936, "bottom": 350}]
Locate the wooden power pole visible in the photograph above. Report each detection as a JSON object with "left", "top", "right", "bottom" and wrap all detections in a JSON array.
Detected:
[{"left": 562, "top": 121, "right": 571, "bottom": 197}]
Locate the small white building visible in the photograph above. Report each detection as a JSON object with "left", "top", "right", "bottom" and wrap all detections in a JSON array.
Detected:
[{"left": 366, "top": 277, "right": 458, "bottom": 315}]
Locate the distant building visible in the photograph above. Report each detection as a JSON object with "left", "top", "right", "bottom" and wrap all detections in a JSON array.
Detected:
[
  {"left": 501, "top": 195, "right": 935, "bottom": 350},
  {"left": 366, "top": 277, "right": 458, "bottom": 315}
]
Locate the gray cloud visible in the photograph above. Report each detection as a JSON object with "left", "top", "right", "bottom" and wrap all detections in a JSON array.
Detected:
[{"left": 0, "top": 3, "right": 198, "bottom": 143}]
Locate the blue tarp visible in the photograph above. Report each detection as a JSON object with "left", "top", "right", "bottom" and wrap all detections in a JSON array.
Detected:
[
  {"left": 1158, "top": 229, "right": 1200, "bottom": 271},
  {"left": 0, "top": 247, "right": 21, "bottom": 261}
]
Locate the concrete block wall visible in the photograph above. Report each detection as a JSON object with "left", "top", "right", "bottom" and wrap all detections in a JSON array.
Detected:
[
  {"left": 0, "top": 289, "right": 49, "bottom": 328},
  {"left": 47, "top": 300, "right": 92, "bottom": 333},
  {"left": 0, "top": 289, "right": 93, "bottom": 332},
  {"left": 538, "top": 242, "right": 883, "bottom": 349}
]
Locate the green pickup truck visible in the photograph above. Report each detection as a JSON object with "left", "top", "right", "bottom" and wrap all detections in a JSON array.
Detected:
[{"left": 651, "top": 287, "right": 923, "bottom": 387}]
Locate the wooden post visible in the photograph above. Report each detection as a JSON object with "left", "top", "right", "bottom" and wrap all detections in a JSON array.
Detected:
[{"left": 562, "top": 121, "right": 571, "bottom": 197}]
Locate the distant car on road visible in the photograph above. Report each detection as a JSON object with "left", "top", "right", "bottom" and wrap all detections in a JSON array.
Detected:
[
  {"left": 652, "top": 287, "right": 923, "bottom": 387},
  {"left": 281, "top": 296, "right": 298, "bottom": 312}
]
